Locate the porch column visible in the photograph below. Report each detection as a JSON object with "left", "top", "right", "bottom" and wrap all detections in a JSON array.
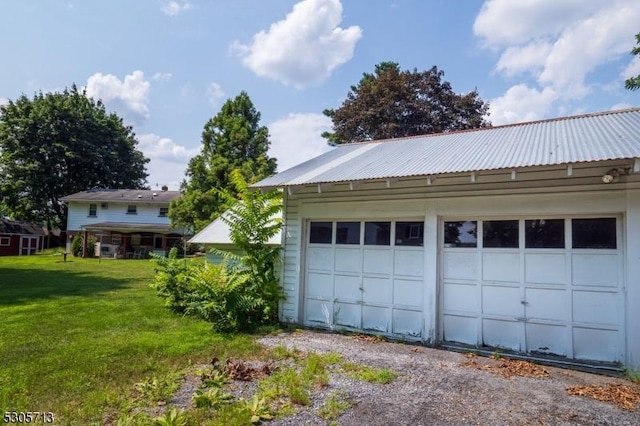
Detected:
[{"left": 82, "top": 230, "right": 88, "bottom": 258}]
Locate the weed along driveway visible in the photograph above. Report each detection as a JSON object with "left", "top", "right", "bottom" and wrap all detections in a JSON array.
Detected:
[{"left": 258, "top": 330, "right": 640, "bottom": 426}]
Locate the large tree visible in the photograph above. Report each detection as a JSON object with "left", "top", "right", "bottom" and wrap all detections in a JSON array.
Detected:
[
  {"left": 322, "top": 62, "right": 491, "bottom": 145},
  {"left": 170, "top": 91, "right": 276, "bottom": 232},
  {"left": 625, "top": 32, "right": 640, "bottom": 91},
  {"left": 0, "top": 86, "right": 149, "bottom": 231}
]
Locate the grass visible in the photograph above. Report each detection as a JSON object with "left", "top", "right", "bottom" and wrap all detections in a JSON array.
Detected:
[{"left": 0, "top": 254, "right": 260, "bottom": 425}]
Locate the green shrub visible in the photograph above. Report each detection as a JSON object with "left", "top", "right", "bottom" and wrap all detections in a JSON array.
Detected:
[{"left": 71, "top": 234, "right": 83, "bottom": 257}]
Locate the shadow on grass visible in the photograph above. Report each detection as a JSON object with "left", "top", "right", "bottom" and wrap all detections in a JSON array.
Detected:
[{"left": 0, "top": 267, "right": 131, "bottom": 305}]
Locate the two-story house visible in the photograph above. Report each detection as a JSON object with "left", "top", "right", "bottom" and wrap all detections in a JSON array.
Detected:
[{"left": 62, "top": 188, "right": 184, "bottom": 258}]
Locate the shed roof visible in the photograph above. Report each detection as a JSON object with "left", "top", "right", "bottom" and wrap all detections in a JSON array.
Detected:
[
  {"left": 254, "top": 108, "right": 640, "bottom": 188},
  {"left": 189, "top": 212, "right": 282, "bottom": 246},
  {"left": 61, "top": 189, "right": 180, "bottom": 203},
  {"left": 0, "top": 219, "right": 45, "bottom": 236}
]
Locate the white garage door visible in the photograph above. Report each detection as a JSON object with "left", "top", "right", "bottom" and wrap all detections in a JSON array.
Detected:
[
  {"left": 441, "top": 217, "right": 624, "bottom": 363},
  {"left": 304, "top": 220, "right": 425, "bottom": 338}
]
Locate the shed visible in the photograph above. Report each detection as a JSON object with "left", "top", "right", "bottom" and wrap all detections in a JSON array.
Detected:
[{"left": 0, "top": 219, "right": 45, "bottom": 256}]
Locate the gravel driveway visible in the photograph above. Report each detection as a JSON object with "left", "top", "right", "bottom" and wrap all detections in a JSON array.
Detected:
[{"left": 258, "top": 329, "right": 639, "bottom": 426}]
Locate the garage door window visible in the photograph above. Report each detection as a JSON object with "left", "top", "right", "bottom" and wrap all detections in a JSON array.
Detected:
[
  {"left": 364, "top": 221, "right": 391, "bottom": 245},
  {"left": 396, "top": 222, "right": 424, "bottom": 246},
  {"left": 483, "top": 220, "right": 518, "bottom": 248},
  {"left": 444, "top": 221, "right": 477, "bottom": 247},
  {"left": 336, "top": 222, "right": 360, "bottom": 245},
  {"left": 572, "top": 218, "right": 616, "bottom": 249},
  {"left": 310, "top": 221, "right": 333, "bottom": 244},
  {"left": 525, "top": 219, "right": 565, "bottom": 248}
]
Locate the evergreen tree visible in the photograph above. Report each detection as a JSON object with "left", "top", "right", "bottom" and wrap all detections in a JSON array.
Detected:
[{"left": 170, "top": 92, "right": 276, "bottom": 232}]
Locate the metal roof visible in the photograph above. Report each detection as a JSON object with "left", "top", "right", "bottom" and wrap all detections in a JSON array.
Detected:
[
  {"left": 61, "top": 189, "right": 181, "bottom": 203},
  {"left": 254, "top": 108, "right": 640, "bottom": 188}
]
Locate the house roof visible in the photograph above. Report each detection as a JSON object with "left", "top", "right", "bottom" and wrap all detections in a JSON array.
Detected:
[
  {"left": 254, "top": 108, "right": 640, "bottom": 188},
  {"left": 61, "top": 189, "right": 181, "bottom": 203},
  {"left": 0, "top": 219, "right": 45, "bottom": 236},
  {"left": 188, "top": 212, "right": 282, "bottom": 246}
]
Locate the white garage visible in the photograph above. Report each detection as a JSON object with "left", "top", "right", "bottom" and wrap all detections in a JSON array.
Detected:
[
  {"left": 441, "top": 217, "right": 624, "bottom": 362},
  {"left": 304, "top": 220, "right": 425, "bottom": 338},
  {"left": 254, "top": 108, "right": 640, "bottom": 369}
]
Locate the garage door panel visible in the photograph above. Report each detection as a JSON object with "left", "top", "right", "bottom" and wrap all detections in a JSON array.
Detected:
[
  {"left": 394, "top": 250, "right": 423, "bottom": 277},
  {"left": 443, "top": 315, "right": 477, "bottom": 345},
  {"left": 483, "top": 319, "right": 522, "bottom": 351},
  {"left": 526, "top": 288, "right": 567, "bottom": 321},
  {"left": 363, "top": 306, "right": 390, "bottom": 332},
  {"left": 525, "top": 253, "right": 566, "bottom": 285},
  {"left": 363, "top": 249, "right": 392, "bottom": 275},
  {"left": 482, "top": 253, "right": 519, "bottom": 282},
  {"left": 393, "top": 279, "right": 423, "bottom": 308},
  {"left": 526, "top": 323, "right": 567, "bottom": 356},
  {"left": 307, "top": 273, "right": 333, "bottom": 299},
  {"left": 334, "top": 274, "right": 361, "bottom": 301},
  {"left": 573, "top": 291, "right": 619, "bottom": 326},
  {"left": 335, "top": 248, "right": 361, "bottom": 273},
  {"left": 393, "top": 309, "right": 422, "bottom": 337},
  {"left": 335, "top": 302, "right": 361, "bottom": 328},
  {"left": 305, "top": 299, "right": 333, "bottom": 325},
  {"left": 444, "top": 252, "right": 478, "bottom": 281},
  {"left": 574, "top": 327, "right": 620, "bottom": 362},
  {"left": 443, "top": 283, "right": 478, "bottom": 313},
  {"left": 482, "top": 285, "right": 522, "bottom": 317},
  {"left": 572, "top": 254, "right": 618, "bottom": 287},
  {"left": 307, "top": 247, "right": 334, "bottom": 271},
  {"left": 362, "top": 276, "right": 391, "bottom": 304}
]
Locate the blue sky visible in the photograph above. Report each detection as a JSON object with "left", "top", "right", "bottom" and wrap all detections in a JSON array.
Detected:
[{"left": 1, "top": 0, "right": 639, "bottom": 190}]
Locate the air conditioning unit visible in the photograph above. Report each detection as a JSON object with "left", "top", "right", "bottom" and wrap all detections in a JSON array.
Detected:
[{"left": 101, "top": 203, "right": 109, "bottom": 209}]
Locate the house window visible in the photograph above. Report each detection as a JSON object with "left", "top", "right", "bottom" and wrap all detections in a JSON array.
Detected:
[
  {"left": 364, "top": 222, "right": 391, "bottom": 246},
  {"left": 309, "top": 222, "right": 332, "bottom": 244},
  {"left": 127, "top": 205, "right": 137, "bottom": 214},
  {"left": 0, "top": 237, "right": 10, "bottom": 246},
  {"left": 131, "top": 234, "right": 141, "bottom": 245},
  {"left": 395, "top": 222, "right": 424, "bottom": 246},
  {"left": 525, "top": 219, "right": 565, "bottom": 248},
  {"left": 483, "top": 220, "right": 519, "bottom": 248},
  {"left": 572, "top": 218, "right": 616, "bottom": 249},
  {"left": 336, "top": 222, "right": 360, "bottom": 245},
  {"left": 444, "top": 221, "right": 477, "bottom": 248},
  {"left": 159, "top": 207, "right": 169, "bottom": 217},
  {"left": 111, "top": 234, "right": 121, "bottom": 245},
  {"left": 88, "top": 204, "right": 97, "bottom": 217}
]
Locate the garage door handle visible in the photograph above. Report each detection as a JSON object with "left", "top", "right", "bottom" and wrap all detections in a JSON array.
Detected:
[{"left": 520, "top": 300, "right": 528, "bottom": 305}]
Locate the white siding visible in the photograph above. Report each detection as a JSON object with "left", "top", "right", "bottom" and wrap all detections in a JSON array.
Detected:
[
  {"left": 279, "top": 197, "right": 301, "bottom": 323},
  {"left": 67, "top": 201, "right": 172, "bottom": 231}
]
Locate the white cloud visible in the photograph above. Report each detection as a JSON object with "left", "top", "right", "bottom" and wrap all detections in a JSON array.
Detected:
[
  {"left": 152, "top": 72, "right": 173, "bottom": 82},
  {"left": 621, "top": 56, "right": 640, "bottom": 80},
  {"left": 85, "top": 70, "right": 150, "bottom": 124},
  {"left": 268, "top": 113, "right": 333, "bottom": 171},
  {"left": 475, "top": 0, "right": 640, "bottom": 120},
  {"left": 137, "top": 133, "right": 199, "bottom": 190},
  {"left": 489, "top": 84, "right": 557, "bottom": 125},
  {"left": 232, "top": 0, "right": 362, "bottom": 88},
  {"left": 610, "top": 102, "right": 633, "bottom": 111},
  {"left": 160, "top": 1, "right": 192, "bottom": 16},
  {"left": 0, "top": 97, "right": 8, "bottom": 107},
  {"left": 206, "top": 83, "right": 225, "bottom": 107}
]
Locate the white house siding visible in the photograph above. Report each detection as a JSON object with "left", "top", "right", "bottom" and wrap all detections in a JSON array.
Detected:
[
  {"left": 279, "top": 196, "right": 301, "bottom": 323},
  {"left": 281, "top": 164, "right": 640, "bottom": 367},
  {"left": 66, "top": 201, "right": 172, "bottom": 231}
]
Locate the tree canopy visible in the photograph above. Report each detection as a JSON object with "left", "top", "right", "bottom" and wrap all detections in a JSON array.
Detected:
[
  {"left": 322, "top": 62, "right": 491, "bottom": 145},
  {"left": 169, "top": 91, "right": 277, "bottom": 232},
  {"left": 0, "top": 86, "right": 149, "bottom": 231},
  {"left": 625, "top": 32, "right": 640, "bottom": 91}
]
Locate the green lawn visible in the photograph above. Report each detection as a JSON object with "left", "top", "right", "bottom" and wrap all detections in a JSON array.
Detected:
[{"left": 0, "top": 254, "right": 260, "bottom": 424}]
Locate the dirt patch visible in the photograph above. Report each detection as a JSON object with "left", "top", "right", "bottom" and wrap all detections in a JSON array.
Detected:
[{"left": 258, "top": 329, "right": 640, "bottom": 425}]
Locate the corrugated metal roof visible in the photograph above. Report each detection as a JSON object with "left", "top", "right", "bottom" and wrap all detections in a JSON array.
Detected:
[
  {"left": 189, "top": 213, "right": 281, "bottom": 246},
  {"left": 254, "top": 108, "right": 640, "bottom": 188}
]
